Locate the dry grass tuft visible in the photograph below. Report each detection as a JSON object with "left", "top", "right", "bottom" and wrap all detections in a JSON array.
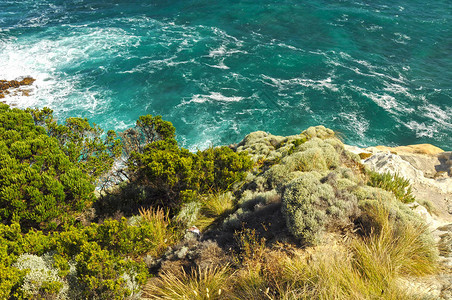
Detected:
[
  {"left": 195, "top": 191, "right": 236, "bottom": 230},
  {"left": 139, "top": 207, "right": 180, "bottom": 256},
  {"left": 227, "top": 199, "right": 438, "bottom": 300},
  {"left": 145, "top": 265, "right": 231, "bottom": 299}
]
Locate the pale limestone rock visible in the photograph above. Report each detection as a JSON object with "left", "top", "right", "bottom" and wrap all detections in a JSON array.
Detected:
[
  {"left": 364, "top": 152, "right": 424, "bottom": 185},
  {"left": 372, "top": 144, "right": 444, "bottom": 155}
]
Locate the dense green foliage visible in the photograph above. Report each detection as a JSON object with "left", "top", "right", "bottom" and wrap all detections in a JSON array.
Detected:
[
  {"left": 0, "top": 104, "right": 95, "bottom": 230},
  {"left": 0, "top": 105, "right": 254, "bottom": 298},
  {"left": 121, "top": 114, "right": 176, "bottom": 157},
  {"left": 367, "top": 170, "right": 415, "bottom": 203},
  {"left": 27, "top": 107, "right": 122, "bottom": 183},
  {"left": 128, "top": 139, "right": 253, "bottom": 209},
  {"left": 0, "top": 220, "right": 157, "bottom": 299},
  {"left": 1, "top": 104, "right": 434, "bottom": 299}
]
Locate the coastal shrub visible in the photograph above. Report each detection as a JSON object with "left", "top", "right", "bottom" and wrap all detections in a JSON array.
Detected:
[
  {"left": 231, "top": 204, "right": 437, "bottom": 299},
  {"left": 128, "top": 139, "right": 252, "bottom": 211},
  {"left": 128, "top": 139, "right": 197, "bottom": 208},
  {"left": 282, "top": 171, "right": 360, "bottom": 245},
  {"left": 120, "top": 114, "right": 176, "bottom": 156},
  {"left": 264, "top": 164, "right": 303, "bottom": 191},
  {"left": 201, "top": 191, "right": 235, "bottom": 218},
  {"left": 176, "top": 201, "right": 202, "bottom": 227},
  {"left": 187, "top": 191, "right": 237, "bottom": 230},
  {"left": 26, "top": 107, "right": 123, "bottom": 184},
  {"left": 0, "top": 104, "right": 95, "bottom": 230},
  {"left": 238, "top": 189, "right": 280, "bottom": 210},
  {"left": 353, "top": 201, "right": 437, "bottom": 282},
  {"left": 282, "top": 172, "right": 331, "bottom": 244},
  {"left": 352, "top": 185, "right": 421, "bottom": 235},
  {"left": 0, "top": 264, "right": 23, "bottom": 299},
  {"left": 302, "top": 125, "right": 336, "bottom": 140},
  {"left": 75, "top": 241, "right": 133, "bottom": 299},
  {"left": 222, "top": 207, "right": 251, "bottom": 230},
  {"left": 13, "top": 253, "right": 68, "bottom": 299},
  {"left": 236, "top": 126, "right": 337, "bottom": 164},
  {"left": 1, "top": 220, "right": 156, "bottom": 298},
  {"left": 262, "top": 137, "right": 343, "bottom": 192},
  {"left": 236, "top": 131, "right": 277, "bottom": 162},
  {"left": 367, "top": 171, "right": 415, "bottom": 203},
  {"left": 229, "top": 228, "right": 273, "bottom": 299},
  {"left": 0, "top": 237, "right": 25, "bottom": 299},
  {"left": 287, "top": 137, "right": 341, "bottom": 171},
  {"left": 138, "top": 207, "right": 180, "bottom": 256},
  {"left": 51, "top": 225, "right": 149, "bottom": 298},
  {"left": 280, "top": 245, "right": 422, "bottom": 299}
]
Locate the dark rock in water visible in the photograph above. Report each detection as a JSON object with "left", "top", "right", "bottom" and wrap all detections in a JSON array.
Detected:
[{"left": 0, "top": 77, "right": 36, "bottom": 98}]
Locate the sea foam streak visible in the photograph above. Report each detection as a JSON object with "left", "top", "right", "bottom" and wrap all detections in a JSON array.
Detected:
[{"left": 184, "top": 92, "right": 244, "bottom": 104}]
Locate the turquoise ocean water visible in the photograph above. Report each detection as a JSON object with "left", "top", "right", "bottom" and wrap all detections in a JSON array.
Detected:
[{"left": 0, "top": 0, "right": 451, "bottom": 150}]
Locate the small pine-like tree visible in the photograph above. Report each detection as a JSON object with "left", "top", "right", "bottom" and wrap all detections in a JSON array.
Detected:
[{"left": 0, "top": 104, "right": 96, "bottom": 230}]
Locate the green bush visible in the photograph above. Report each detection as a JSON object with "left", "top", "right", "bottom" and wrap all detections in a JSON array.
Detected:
[
  {"left": 367, "top": 171, "right": 415, "bottom": 203},
  {"left": 128, "top": 139, "right": 253, "bottom": 210},
  {"left": 75, "top": 242, "right": 132, "bottom": 299},
  {"left": 120, "top": 114, "right": 176, "bottom": 156},
  {"left": 282, "top": 171, "right": 360, "bottom": 245},
  {"left": 13, "top": 253, "right": 67, "bottom": 299},
  {"left": 0, "top": 239, "right": 25, "bottom": 299},
  {"left": 26, "top": 107, "right": 122, "bottom": 184},
  {"left": 0, "top": 220, "right": 152, "bottom": 299},
  {"left": 0, "top": 104, "right": 95, "bottom": 230}
]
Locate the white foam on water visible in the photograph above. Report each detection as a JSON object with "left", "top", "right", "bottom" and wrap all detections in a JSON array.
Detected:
[
  {"left": 393, "top": 32, "right": 411, "bottom": 44},
  {"left": 276, "top": 43, "right": 302, "bottom": 51},
  {"left": 403, "top": 121, "right": 438, "bottom": 138},
  {"left": 187, "top": 139, "right": 215, "bottom": 152},
  {"left": 337, "top": 112, "right": 369, "bottom": 140},
  {"left": 182, "top": 92, "right": 245, "bottom": 105},
  {"left": 421, "top": 104, "right": 452, "bottom": 127},
  {"left": 366, "top": 25, "right": 383, "bottom": 32},
  {"left": 121, "top": 56, "right": 195, "bottom": 74},
  {"left": 206, "top": 59, "right": 230, "bottom": 69},
  {"left": 209, "top": 45, "right": 227, "bottom": 57},
  {"left": 327, "top": 51, "right": 410, "bottom": 88},
  {"left": 361, "top": 91, "right": 400, "bottom": 112},
  {"left": 0, "top": 24, "right": 141, "bottom": 114},
  {"left": 261, "top": 75, "right": 339, "bottom": 92}
]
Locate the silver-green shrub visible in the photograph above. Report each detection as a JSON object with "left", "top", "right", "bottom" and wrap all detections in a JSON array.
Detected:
[
  {"left": 265, "top": 165, "right": 304, "bottom": 191},
  {"left": 13, "top": 253, "right": 69, "bottom": 299},
  {"left": 353, "top": 185, "right": 425, "bottom": 235},
  {"left": 222, "top": 207, "right": 250, "bottom": 230},
  {"left": 235, "top": 125, "right": 434, "bottom": 252},
  {"left": 290, "top": 138, "right": 342, "bottom": 171},
  {"left": 176, "top": 201, "right": 202, "bottom": 226},
  {"left": 238, "top": 189, "right": 280, "bottom": 209},
  {"left": 282, "top": 171, "right": 360, "bottom": 245},
  {"left": 121, "top": 270, "right": 142, "bottom": 300},
  {"left": 302, "top": 125, "right": 336, "bottom": 140}
]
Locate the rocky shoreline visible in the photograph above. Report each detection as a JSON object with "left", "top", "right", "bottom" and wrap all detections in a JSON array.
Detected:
[{"left": 0, "top": 77, "right": 35, "bottom": 100}]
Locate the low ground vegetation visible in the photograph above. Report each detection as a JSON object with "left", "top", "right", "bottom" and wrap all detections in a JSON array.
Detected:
[{"left": 0, "top": 104, "right": 439, "bottom": 299}]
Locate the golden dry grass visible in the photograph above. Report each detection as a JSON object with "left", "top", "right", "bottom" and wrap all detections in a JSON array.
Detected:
[
  {"left": 139, "top": 207, "right": 181, "bottom": 256},
  {"left": 144, "top": 265, "right": 231, "bottom": 300}
]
